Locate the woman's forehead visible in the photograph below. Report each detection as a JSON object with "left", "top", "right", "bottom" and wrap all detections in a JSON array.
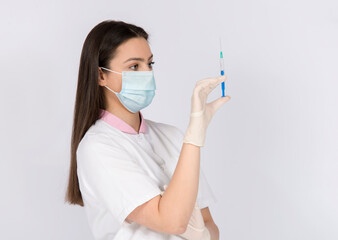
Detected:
[{"left": 114, "top": 37, "right": 152, "bottom": 61}]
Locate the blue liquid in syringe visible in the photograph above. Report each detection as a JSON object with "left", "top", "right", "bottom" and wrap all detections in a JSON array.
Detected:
[{"left": 220, "top": 51, "right": 225, "bottom": 97}]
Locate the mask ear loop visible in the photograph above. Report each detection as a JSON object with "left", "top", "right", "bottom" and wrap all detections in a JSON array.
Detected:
[
  {"left": 99, "top": 66, "right": 123, "bottom": 94},
  {"left": 100, "top": 66, "right": 122, "bottom": 75},
  {"left": 104, "top": 85, "right": 118, "bottom": 94}
]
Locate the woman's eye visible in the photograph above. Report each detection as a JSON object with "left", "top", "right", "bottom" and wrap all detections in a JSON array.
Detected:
[
  {"left": 130, "top": 64, "right": 138, "bottom": 70},
  {"left": 129, "top": 62, "right": 154, "bottom": 70}
]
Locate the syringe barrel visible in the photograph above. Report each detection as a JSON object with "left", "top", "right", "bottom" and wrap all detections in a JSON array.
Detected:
[{"left": 220, "top": 58, "right": 224, "bottom": 75}]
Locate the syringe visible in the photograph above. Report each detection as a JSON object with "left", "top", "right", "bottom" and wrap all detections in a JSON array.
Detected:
[{"left": 219, "top": 38, "right": 226, "bottom": 97}]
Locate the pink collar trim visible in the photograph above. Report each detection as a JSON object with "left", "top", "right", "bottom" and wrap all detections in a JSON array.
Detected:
[{"left": 99, "top": 109, "right": 147, "bottom": 134}]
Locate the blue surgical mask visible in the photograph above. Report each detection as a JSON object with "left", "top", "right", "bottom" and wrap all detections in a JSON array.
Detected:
[{"left": 100, "top": 67, "right": 156, "bottom": 113}]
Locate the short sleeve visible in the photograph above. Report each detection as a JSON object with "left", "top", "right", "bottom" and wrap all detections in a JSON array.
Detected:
[
  {"left": 197, "top": 168, "right": 218, "bottom": 209},
  {"left": 172, "top": 126, "right": 218, "bottom": 209},
  {"left": 76, "top": 133, "right": 162, "bottom": 225}
]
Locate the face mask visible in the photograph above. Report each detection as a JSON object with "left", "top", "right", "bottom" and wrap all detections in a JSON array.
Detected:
[{"left": 100, "top": 67, "right": 156, "bottom": 113}]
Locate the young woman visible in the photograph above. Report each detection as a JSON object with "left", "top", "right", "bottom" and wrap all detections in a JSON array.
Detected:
[{"left": 65, "top": 20, "right": 230, "bottom": 240}]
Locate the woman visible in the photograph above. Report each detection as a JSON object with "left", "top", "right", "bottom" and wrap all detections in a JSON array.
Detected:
[{"left": 65, "top": 20, "right": 230, "bottom": 240}]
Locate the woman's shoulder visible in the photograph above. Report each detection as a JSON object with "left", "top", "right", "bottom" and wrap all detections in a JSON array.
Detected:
[
  {"left": 77, "top": 119, "right": 125, "bottom": 151},
  {"left": 144, "top": 119, "right": 184, "bottom": 139}
]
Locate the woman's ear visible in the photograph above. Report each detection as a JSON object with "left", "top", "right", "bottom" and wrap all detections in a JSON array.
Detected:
[{"left": 98, "top": 67, "right": 107, "bottom": 87}]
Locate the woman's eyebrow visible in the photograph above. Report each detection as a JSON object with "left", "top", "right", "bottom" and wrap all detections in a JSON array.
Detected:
[{"left": 124, "top": 54, "right": 153, "bottom": 63}]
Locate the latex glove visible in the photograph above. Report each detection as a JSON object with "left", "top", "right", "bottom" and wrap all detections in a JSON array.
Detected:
[
  {"left": 160, "top": 185, "right": 211, "bottom": 240},
  {"left": 183, "top": 76, "right": 231, "bottom": 147}
]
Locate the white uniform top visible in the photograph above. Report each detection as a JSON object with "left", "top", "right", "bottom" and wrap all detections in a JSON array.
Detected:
[{"left": 76, "top": 109, "right": 217, "bottom": 240}]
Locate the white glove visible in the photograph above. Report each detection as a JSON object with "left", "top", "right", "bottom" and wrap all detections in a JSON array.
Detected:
[
  {"left": 160, "top": 185, "right": 211, "bottom": 240},
  {"left": 183, "top": 76, "right": 231, "bottom": 147}
]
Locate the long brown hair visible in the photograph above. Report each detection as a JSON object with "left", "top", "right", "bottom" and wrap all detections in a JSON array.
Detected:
[{"left": 65, "top": 20, "right": 149, "bottom": 206}]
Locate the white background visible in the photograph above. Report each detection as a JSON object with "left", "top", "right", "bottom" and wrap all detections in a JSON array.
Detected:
[{"left": 1, "top": 0, "right": 337, "bottom": 239}]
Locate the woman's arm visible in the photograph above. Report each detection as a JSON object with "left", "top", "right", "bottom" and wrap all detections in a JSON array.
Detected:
[
  {"left": 125, "top": 142, "right": 200, "bottom": 234},
  {"left": 202, "top": 207, "right": 220, "bottom": 240},
  {"left": 158, "top": 142, "right": 201, "bottom": 232},
  {"left": 205, "top": 221, "right": 220, "bottom": 240}
]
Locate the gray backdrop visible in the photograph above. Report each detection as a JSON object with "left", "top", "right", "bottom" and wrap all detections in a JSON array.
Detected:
[{"left": 1, "top": 0, "right": 337, "bottom": 239}]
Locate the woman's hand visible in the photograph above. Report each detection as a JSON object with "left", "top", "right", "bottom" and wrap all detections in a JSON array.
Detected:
[
  {"left": 178, "top": 201, "right": 211, "bottom": 240},
  {"left": 183, "top": 76, "right": 231, "bottom": 147}
]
